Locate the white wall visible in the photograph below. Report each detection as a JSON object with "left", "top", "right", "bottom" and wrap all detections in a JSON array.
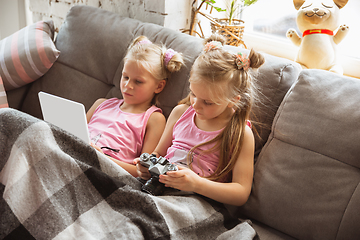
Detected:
[
  {"left": 0, "top": 0, "right": 192, "bottom": 39},
  {"left": 0, "top": 0, "right": 27, "bottom": 39},
  {"left": 27, "top": 0, "right": 192, "bottom": 33}
]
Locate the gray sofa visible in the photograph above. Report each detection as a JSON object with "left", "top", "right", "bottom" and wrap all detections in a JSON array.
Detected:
[{"left": 5, "top": 5, "right": 360, "bottom": 240}]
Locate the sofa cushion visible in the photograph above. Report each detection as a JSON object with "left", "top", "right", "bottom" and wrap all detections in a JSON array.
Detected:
[
  {"left": 0, "top": 20, "right": 59, "bottom": 91},
  {"left": 240, "top": 69, "right": 360, "bottom": 240},
  {"left": 250, "top": 53, "right": 302, "bottom": 157}
]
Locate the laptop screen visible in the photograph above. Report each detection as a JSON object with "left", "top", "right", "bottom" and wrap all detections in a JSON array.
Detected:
[{"left": 38, "top": 91, "right": 90, "bottom": 143}]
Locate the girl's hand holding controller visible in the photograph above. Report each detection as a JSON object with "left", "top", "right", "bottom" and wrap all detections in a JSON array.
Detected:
[
  {"left": 133, "top": 158, "right": 151, "bottom": 180},
  {"left": 159, "top": 166, "right": 202, "bottom": 192}
]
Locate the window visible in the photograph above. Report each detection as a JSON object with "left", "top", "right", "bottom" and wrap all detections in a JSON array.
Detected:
[
  {"left": 196, "top": 0, "right": 359, "bottom": 78},
  {"left": 241, "top": 0, "right": 360, "bottom": 78}
]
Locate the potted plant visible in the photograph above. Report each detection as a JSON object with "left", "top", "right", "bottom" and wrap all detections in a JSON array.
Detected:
[
  {"left": 185, "top": 0, "right": 225, "bottom": 38},
  {"left": 183, "top": 0, "right": 258, "bottom": 47},
  {"left": 210, "top": 0, "right": 258, "bottom": 47}
]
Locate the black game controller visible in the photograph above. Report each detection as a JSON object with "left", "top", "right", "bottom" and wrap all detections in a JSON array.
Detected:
[{"left": 139, "top": 153, "right": 178, "bottom": 195}]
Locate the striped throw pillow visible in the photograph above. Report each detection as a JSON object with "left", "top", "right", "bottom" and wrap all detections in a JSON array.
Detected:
[
  {"left": 0, "top": 20, "right": 60, "bottom": 91},
  {"left": 0, "top": 76, "right": 8, "bottom": 108}
]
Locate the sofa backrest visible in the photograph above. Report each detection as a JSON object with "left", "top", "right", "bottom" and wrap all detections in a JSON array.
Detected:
[{"left": 7, "top": 5, "right": 301, "bottom": 157}]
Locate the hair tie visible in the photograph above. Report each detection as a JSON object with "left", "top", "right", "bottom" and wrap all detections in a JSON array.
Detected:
[
  {"left": 164, "top": 48, "right": 176, "bottom": 67},
  {"left": 203, "top": 40, "right": 223, "bottom": 52},
  {"left": 137, "top": 39, "right": 152, "bottom": 45},
  {"left": 235, "top": 52, "right": 250, "bottom": 71}
]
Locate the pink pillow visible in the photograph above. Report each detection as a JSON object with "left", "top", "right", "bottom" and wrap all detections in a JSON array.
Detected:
[
  {"left": 0, "top": 76, "right": 8, "bottom": 108},
  {"left": 0, "top": 20, "right": 60, "bottom": 91}
]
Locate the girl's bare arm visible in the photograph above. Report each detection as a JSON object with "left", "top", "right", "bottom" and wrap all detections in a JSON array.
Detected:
[
  {"left": 141, "top": 111, "right": 166, "bottom": 154},
  {"left": 153, "top": 104, "right": 188, "bottom": 156},
  {"left": 135, "top": 104, "right": 188, "bottom": 179}
]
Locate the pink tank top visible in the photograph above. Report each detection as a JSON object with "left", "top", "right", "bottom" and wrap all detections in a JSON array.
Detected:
[
  {"left": 88, "top": 98, "right": 162, "bottom": 164},
  {"left": 166, "top": 106, "right": 251, "bottom": 178},
  {"left": 165, "top": 106, "right": 223, "bottom": 177}
]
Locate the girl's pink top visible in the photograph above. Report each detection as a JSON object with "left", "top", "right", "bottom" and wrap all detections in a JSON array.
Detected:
[
  {"left": 88, "top": 98, "right": 161, "bottom": 164},
  {"left": 166, "top": 106, "right": 251, "bottom": 178},
  {"left": 166, "top": 106, "right": 221, "bottom": 177}
]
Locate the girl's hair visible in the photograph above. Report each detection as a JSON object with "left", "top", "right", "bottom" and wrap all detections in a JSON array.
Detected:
[
  {"left": 124, "top": 36, "right": 185, "bottom": 106},
  {"left": 179, "top": 34, "right": 265, "bottom": 182}
]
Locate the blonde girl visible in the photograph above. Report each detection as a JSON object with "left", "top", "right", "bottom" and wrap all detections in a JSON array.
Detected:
[
  {"left": 135, "top": 34, "right": 265, "bottom": 206},
  {"left": 87, "top": 36, "right": 184, "bottom": 177}
]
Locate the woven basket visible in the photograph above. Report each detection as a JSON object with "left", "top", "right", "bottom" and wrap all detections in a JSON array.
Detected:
[{"left": 211, "top": 18, "right": 246, "bottom": 48}]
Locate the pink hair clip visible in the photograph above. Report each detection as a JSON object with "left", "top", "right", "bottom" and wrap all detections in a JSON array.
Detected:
[
  {"left": 235, "top": 52, "right": 250, "bottom": 71},
  {"left": 137, "top": 39, "right": 152, "bottom": 45},
  {"left": 164, "top": 48, "right": 176, "bottom": 67},
  {"left": 203, "top": 40, "right": 222, "bottom": 52}
]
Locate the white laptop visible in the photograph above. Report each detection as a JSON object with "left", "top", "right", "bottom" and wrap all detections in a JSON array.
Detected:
[{"left": 38, "top": 91, "right": 90, "bottom": 143}]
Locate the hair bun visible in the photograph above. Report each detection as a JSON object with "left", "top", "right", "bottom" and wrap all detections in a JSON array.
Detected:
[
  {"left": 129, "top": 36, "right": 150, "bottom": 49},
  {"left": 164, "top": 48, "right": 184, "bottom": 73},
  {"left": 204, "top": 34, "right": 226, "bottom": 46},
  {"left": 248, "top": 49, "right": 265, "bottom": 69}
]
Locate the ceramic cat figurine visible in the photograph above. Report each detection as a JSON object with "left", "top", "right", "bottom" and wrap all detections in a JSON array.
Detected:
[{"left": 286, "top": 0, "right": 349, "bottom": 74}]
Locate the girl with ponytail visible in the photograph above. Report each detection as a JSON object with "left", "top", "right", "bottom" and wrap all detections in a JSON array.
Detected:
[
  {"left": 135, "top": 34, "right": 265, "bottom": 206},
  {"left": 87, "top": 35, "right": 184, "bottom": 176}
]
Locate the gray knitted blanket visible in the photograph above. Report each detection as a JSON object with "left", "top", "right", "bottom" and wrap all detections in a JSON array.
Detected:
[{"left": 0, "top": 108, "right": 256, "bottom": 240}]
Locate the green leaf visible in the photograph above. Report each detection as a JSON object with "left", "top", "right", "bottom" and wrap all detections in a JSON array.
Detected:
[
  {"left": 214, "top": 6, "right": 226, "bottom": 12},
  {"left": 243, "top": 0, "right": 259, "bottom": 7},
  {"left": 202, "top": 0, "right": 226, "bottom": 12}
]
